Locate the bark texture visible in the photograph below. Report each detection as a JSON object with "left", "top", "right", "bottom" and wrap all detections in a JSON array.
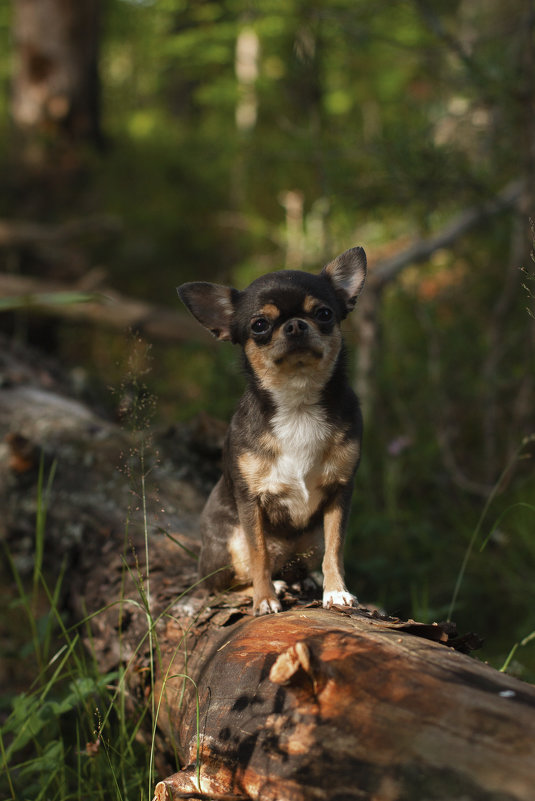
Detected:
[{"left": 152, "top": 598, "right": 535, "bottom": 801}]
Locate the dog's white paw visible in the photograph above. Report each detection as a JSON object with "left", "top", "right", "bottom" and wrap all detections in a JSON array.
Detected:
[
  {"left": 255, "top": 596, "right": 283, "bottom": 616},
  {"left": 323, "top": 590, "right": 357, "bottom": 609}
]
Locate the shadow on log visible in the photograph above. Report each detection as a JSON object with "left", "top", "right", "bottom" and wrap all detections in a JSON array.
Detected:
[{"left": 1, "top": 334, "right": 534, "bottom": 801}]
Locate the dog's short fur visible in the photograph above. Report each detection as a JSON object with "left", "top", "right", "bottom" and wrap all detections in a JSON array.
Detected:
[{"left": 177, "top": 247, "right": 366, "bottom": 614}]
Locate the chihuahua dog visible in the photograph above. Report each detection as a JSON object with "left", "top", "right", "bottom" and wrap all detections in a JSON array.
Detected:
[{"left": 177, "top": 246, "right": 366, "bottom": 615}]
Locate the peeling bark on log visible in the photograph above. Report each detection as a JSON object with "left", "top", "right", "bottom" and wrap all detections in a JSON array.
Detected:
[
  {"left": 1, "top": 335, "right": 535, "bottom": 801},
  {"left": 151, "top": 595, "right": 535, "bottom": 801}
]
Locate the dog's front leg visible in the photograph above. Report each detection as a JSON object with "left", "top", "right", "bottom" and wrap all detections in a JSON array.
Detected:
[
  {"left": 322, "top": 497, "right": 357, "bottom": 609},
  {"left": 244, "top": 503, "right": 282, "bottom": 615}
]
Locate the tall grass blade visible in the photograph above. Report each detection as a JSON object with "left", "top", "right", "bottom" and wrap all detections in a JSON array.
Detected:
[
  {"left": 448, "top": 436, "right": 534, "bottom": 621},
  {"left": 500, "top": 630, "right": 535, "bottom": 673}
]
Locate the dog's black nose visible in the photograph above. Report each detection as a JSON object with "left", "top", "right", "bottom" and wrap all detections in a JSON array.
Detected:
[{"left": 284, "top": 318, "right": 308, "bottom": 337}]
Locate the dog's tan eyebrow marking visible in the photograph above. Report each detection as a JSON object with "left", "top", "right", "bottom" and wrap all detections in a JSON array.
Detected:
[
  {"left": 303, "top": 294, "right": 318, "bottom": 313},
  {"left": 258, "top": 303, "right": 280, "bottom": 319}
]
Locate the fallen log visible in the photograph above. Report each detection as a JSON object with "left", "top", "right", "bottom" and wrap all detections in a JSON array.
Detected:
[
  {"left": 151, "top": 589, "right": 535, "bottom": 801},
  {"left": 0, "top": 272, "right": 214, "bottom": 345},
  {"left": 1, "top": 334, "right": 535, "bottom": 801}
]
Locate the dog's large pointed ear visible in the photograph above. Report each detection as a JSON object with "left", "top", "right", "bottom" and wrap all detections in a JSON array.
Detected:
[
  {"left": 177, "top": 282, "right": 237, "bottom": 341},
  {"left": 321, "top": 246, "right": 367, "bottom": 316}
]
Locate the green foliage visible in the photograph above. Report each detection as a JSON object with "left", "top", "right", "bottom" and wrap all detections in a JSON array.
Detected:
[
  {"left": 0, "top": 292, "right": 102, "bottom": 312},
  {"left": 0, "top": 461, "right": 155, "bottom": 801}
]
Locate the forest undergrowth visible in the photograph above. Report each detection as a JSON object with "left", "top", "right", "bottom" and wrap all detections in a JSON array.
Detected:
[{"left": 1, "top": 350, "right": 534, "bottom": 801}]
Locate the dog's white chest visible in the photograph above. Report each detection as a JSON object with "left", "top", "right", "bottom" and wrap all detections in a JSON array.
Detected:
[{"left": 264, "top": 405, "right": 329, "bottom": 525}]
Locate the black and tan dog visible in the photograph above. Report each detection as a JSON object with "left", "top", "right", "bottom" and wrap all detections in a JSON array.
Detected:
[{"left": 177, "top": 246, "right": 366, "bottom": 614}]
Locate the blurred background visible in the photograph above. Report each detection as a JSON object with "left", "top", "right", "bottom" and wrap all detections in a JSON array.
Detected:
[{"left": 0, "top": 0, "right": 534, "bottom": 674}]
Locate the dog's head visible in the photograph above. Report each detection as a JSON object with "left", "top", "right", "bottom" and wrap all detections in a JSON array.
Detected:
[{"left": 178, "top": 247, "right": 366, "bottom": 396}]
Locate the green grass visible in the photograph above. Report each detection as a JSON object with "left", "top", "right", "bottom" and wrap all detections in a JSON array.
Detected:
[
  {"left": 0, "top": 356, "right": 214, "bottom": 800},
  {"left": 0, "top": 458, "right": 156, "bottom": 801},
  {"left": 447, "top": 434, "right": 535, "bottom": 623},
  {"left": 346, "top": 430, "right": 535, "bottom": 680}
]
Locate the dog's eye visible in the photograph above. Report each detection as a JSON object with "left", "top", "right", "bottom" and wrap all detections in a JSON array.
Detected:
[
  {"left": 251, "top": 317, "right": 270, "bottom": 334},
  {"left": 315, "top": 307, "right": 333, "bottom": 323}
]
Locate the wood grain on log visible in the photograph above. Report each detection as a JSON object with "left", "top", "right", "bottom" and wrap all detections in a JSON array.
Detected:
[{"left": 152, "top": 586, "right": 535, "bottom": 801}]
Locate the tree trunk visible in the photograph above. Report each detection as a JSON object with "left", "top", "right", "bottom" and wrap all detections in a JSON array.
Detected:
[
  {"left": 1, "top": 335, "right": 535, "bottom": 801},
  {"left": 11, "top": 0, "right": 102, "bottom": 157}
]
